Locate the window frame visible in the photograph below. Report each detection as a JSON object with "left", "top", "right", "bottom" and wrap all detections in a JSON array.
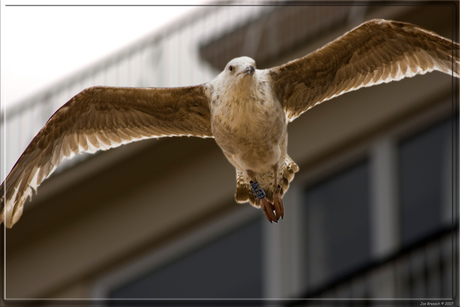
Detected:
[
  {"left": 264, "top": 97, "right": 454, "bottom": 298},
  {"left": 91, "top": 205, "right": 260, "bottom": 301}
]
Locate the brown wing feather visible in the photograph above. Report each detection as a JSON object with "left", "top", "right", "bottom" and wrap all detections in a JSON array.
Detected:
[
  {"left": 269, "top": 19, "right": 459, "bottom": 121},
  {"left": 1, "top": 85, "right": 212, "bottom": 228}
]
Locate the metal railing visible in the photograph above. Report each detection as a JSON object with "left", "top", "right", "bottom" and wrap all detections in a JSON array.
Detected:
[{"left": 289, "top": 226, "right": 457, "bottom": 304}]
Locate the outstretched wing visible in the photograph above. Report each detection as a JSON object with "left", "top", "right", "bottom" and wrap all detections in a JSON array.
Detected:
[
  {"left": 269, "top": 19, "right": 459, "bottom": 121},
  {"left": 1, "top": 85, "right": 212, "bottom": 228}
]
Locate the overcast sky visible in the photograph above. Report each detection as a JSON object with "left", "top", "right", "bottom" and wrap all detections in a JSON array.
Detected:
[{"left": 1, "top": 1, "right": 208, "bottom": 109}]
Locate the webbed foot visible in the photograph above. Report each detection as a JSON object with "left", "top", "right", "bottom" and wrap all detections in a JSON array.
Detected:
[
  {"left": 273, "top": 185, "right": 284, "bottom": 220},
  {"left": 260, "top": 197, "right": 278, "bottom": 223}
]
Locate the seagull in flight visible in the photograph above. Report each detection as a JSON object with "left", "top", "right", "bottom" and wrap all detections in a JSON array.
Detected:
[{"left": 1, "top": 19, "right": 459, "bottom": 227}]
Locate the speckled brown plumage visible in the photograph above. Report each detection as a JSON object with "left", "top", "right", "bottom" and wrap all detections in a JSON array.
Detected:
[
  {"left": 1, "top": 86, "right": 212, "bottom": 227},
  {"left": 1, "top": 19, "right": 458, "bottom": 226},
  {"left": 271, "top": 19, "right": 459, "bottom": 121}
]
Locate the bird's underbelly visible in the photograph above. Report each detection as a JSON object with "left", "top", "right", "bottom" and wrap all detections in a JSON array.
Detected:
[{"left": 212, "top": 112, "right": 287, "bottom": 173}]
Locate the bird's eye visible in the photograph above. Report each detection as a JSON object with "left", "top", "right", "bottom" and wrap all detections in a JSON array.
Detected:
[{"left": 228, "top": 65, "right": 233, "bottom": 72}]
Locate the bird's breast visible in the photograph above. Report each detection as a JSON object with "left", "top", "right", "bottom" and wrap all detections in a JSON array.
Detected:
[{"left": 211, "top": 92, "right": 287, "bottom": 172}]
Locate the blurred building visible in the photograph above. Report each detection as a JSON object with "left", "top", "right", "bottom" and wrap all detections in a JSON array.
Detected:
[{"left": 1, "top": 2, "right": 458, "bottom": 306}]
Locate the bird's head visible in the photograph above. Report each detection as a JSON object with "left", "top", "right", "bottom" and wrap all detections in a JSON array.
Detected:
[
  {"left": 224, "top": 56, "right": 256, "bottom": 79},
  {"left": 212, "top": 57, "right": 257, "bottom": 93}
]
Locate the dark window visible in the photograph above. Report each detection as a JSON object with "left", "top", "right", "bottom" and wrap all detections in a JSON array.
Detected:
[
  {"left": 109, "top": 217, "right": 263, "bottom": 300},
  {"left": 303, "top": 160, "right": 372, "bottom": 289},
  {"left": 398, "top": 118, "right": 453, "bottom": 246}
]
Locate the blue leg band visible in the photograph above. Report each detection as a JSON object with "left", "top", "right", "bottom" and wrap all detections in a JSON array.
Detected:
[{"left": 250, "top": 181, "right": 266, "bottom": 200}]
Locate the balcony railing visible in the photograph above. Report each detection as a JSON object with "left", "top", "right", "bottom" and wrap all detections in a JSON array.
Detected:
[{"left": 288, "top": 225, "right": 457, "bottom": 305}]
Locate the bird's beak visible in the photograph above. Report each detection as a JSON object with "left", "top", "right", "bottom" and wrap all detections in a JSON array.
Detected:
[{"left": 243, "top": 65, "right": 255, "bottom": 76}]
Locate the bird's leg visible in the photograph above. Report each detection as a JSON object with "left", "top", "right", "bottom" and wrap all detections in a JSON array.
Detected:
[
  {"left": 272, "top": 163, "right": 284, "bottom": 220},
  {"left": 247, "top": 170, "right": 278, "bottom": 223}
]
